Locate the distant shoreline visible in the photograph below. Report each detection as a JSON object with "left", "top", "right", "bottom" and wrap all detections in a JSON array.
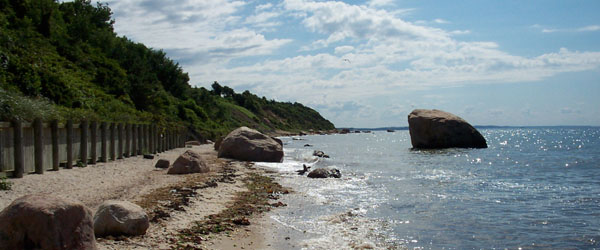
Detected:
[{"left": 336, "top": 125, "right": 600, "bottom": 131}]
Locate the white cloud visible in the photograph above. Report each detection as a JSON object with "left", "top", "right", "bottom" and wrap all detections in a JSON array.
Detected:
[
  {"left": 105, "top": 0, "right": 291, "bottom": 64},
  {"left": 368, "top": 0, "right": 394, "bottom": 7},
  {"left": 334, "top": 45, "right": 354, "bottom": 54},
  {"left": 433, "top": 18, "right": 449, "bottom": 24},
  {"left": 450, "top": 30, "right": 471, "bottom": 35},
  {"left": 101, "top": 0, "right": 600, "bottom": 126},
  {"left": 577, "top": 25, "right": 600, "bottom": 32},
  {"left": 536, "top": 24, "right": 600, "bottom": 33}
]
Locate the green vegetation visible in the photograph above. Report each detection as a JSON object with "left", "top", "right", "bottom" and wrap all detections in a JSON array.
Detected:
[
  {"left": 0, "top": 176, "right": 12, "bottom": 190},
  {"left": 0, "top": 0, "right": 334, "bottom": 139}
]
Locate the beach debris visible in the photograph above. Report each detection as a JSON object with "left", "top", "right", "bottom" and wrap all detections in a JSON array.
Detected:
[
  {"left": 218, "top": 127, "right": 284, "bottom": 162},
  {"left": 143, "top": 154, "right": 154, "bottom": 159},
  {"left": 307, "top": 168, "right": 342, "bottom": 178},
  {"left": 408, "top": 109, "right": 487, "bottom": 149},
  {"left": 387, "top": 129, "right": 395, "bottom": 133},
  {"left": 270, "top": 201, "right": 287, "bottom": 207},
  {"left": 304, "top": 144, "right": 312, "bottom": 147},
  {"left": 94, "top": 200, "right": 149, "bottom": 237},
  {"left": 296, "top": 164, "right": 311, "bottom": 175},
  {"left": 167, "top": 150, "right": 210, "bottom": 174},
  {"left": 313, "top": 150, "right": 330, "bottom": 158},
  {"left": 177, "top": 172, "right": 289, "bottom": 244},
  {"left": 0, "top": 194, "right": 96, "bottom": 249},
  {"left": 232, "top": 217, "right": 250, "bottom": 225},
  {"left": 154, "top": 159, "right": 170, "bottom": 169}
]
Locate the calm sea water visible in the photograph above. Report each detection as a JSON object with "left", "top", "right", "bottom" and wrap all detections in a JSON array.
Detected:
[{"left": 256, "top": 127, "right": 600, "bottom": 249}]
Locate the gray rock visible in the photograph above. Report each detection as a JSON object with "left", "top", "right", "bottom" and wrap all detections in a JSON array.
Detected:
[
  {"left": 272, "top": 137, "right": 283, "bottom": 146},
  {"left": 307, "top": 168, "right": 341, "bottom": 178},
  {"left": 313, "top": 150, "right": 329, "bottom": 158},
  {"left": 93, "top": 200, "right": 149, "bottom": 237},
  {"left": 167, "top": 150, "right": 210, "bottom": 174},
  {"left": 154, "top": 159, "right": 170, "bottom": 169},
  {"left": 408, "top": 109, "right": 487, "bottom": 149},
  {"left": 214, "top": 136, "right": 224, "bottom": 151},
  {"left": 218, "top": 127, "right": 284, "bottom": 162},
  {"left": 0, "top": 194, "right": 96, "bottom": 250}
]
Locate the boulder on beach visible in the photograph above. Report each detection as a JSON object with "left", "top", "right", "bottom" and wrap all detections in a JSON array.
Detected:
[
  {"left": 0, "top": 194, "right": 96, "bottom": 250},
  {"left": 167, "top": 150, "right": 210, "bottom": 174},
  {"left": 218, "top": 127, "right": 284, "bottom": 162},
  {"left": 154, "top": 159, "right": 170, "bottom": 169},
  {"left": 408, "top": 109, "right": 487, "bottom": 149},
  {"left": 307, "top": 168, "right": 341, "bottom": 178},
  {"left": 93, "top": 200, "right": 149, "bottom": 237}
]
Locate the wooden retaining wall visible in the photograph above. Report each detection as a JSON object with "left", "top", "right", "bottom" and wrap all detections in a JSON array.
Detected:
[{"left": 0, "top": 120, "right": 185, "bottom": 178}]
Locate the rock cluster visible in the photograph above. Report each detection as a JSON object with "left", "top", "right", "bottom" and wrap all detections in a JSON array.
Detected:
[{"left": 313, "top": 150, "right": 330, "bottom": 158}]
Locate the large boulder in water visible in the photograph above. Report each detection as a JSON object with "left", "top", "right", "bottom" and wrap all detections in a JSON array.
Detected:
[
  {"left": 218, "top": 127, "right": 284, "bottom": 162},
  {"left": 408, "top": 109, "right": 487, "bottom": 149},
  {"left": 0, "top": 194, "right": 96, "bottom": 250},
  {"left": 93, "top": 200, "right": 149, "bottom": 237}
]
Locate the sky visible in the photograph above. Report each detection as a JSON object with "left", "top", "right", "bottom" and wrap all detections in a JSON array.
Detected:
[{"left": 99, "top": 0, "right": 600, "bottom": 127}]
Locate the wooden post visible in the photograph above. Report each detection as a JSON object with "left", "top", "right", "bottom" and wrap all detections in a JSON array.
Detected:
[
  {"left": 12, "top": 119, "right": 24, "bottom": 178},
  {"left": 149, "top": 125, "right": 154, "bottom": 154},
  {"left": 51, "top": 120, "right": 59, "bottom": 171},
  {"left": 125, "top": 124, "right": 130, "bottom": 157},
  {"left": 137, "top": 124, "right": 142, "bottom": 155},
  {"left": 157, "top": 128, "right": 162, "bottom": 153},
  {"left": 66, "top": 120, "right": 73, "bottom": 169},
  {"left": 110, "top": 123, "right": 116, "bottom": 161},
  {"left": 169, "top": 129, "right": 172, "bottom": 150},
  {"left": 33, "top": 118, "right": 44, "bottom": 174},
  {"left": 117, "top": 123, "right": 123, "bottom": 159},
  {"left": 131, "top": 124, "right": 137, "bottom": 156},
  {"left": 80, "top": 120, "right": 88, "bottom": 166},
  {"left": 90, "top": 121, "right": 97, "bottom": 164},
  {"left": 144, "top": 125, "right": 149, "bottom": 153},
  {"left": 100, "top": 122, "right": 107, "bottom": 162},
  {"left": 165, "top": 130, "right": 169, "bottom": 150}
]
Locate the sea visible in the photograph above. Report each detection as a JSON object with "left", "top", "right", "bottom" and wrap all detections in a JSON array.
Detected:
[{"left": 255, "top": 127, "right": 600, "bottom": 249}]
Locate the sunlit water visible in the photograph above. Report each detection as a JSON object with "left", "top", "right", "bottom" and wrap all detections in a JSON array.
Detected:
[{"left": 255, "top": 128, "right": 600, "bottom": 249}]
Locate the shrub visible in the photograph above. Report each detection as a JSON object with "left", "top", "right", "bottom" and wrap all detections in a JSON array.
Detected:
[{"left": 0, "top": 176, "right": 12, "bottom": 191}]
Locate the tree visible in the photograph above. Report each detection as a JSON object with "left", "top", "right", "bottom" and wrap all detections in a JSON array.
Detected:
[{"left": 211, "top": 81, "right": 223, "bottom": 96}]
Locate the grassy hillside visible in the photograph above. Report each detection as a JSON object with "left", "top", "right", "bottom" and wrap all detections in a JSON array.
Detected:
[{"left": 0, "top": 0, "right": 334, "bottom": 139}]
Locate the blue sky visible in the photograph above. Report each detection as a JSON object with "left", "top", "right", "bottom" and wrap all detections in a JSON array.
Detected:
[{"left": 101, "top": 0, "right": 600, "bottom": 127}]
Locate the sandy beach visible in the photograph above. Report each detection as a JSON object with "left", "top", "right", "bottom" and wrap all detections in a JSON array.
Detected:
[{"left": 0, "top": 144, "right": 281, "bottom": 249}]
